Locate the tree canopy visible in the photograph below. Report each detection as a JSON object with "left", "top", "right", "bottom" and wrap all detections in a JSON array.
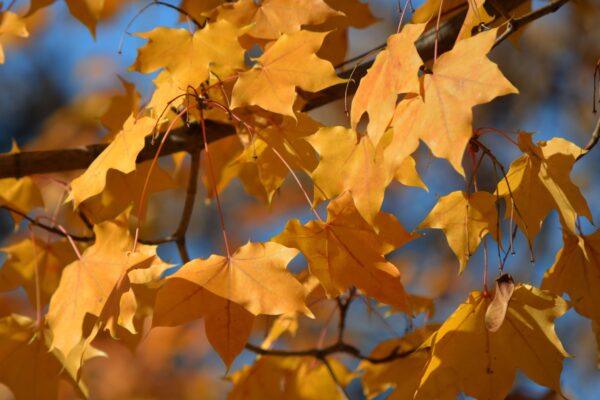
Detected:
[{"left": 1, "top": 0, "right": 600, "bottom": 399}]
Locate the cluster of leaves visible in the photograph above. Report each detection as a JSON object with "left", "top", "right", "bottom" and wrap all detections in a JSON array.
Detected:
[{"left": 0, "top": 0, "right": 598, "bottom": 399}]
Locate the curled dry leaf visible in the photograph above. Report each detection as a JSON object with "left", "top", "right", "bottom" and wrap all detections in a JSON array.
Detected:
[{"left": 485, "top": 273, "right": 515, "bottom": 332}]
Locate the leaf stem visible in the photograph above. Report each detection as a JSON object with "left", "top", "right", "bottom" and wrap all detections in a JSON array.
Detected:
[
  {"left": 198, "top": 107, "right": 232, "bottom": 258},
  {"left": 133, "top": 106, "right": 194, "bottom": 253}
]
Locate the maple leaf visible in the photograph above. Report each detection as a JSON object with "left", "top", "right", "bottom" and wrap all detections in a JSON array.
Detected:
[
  {"left": 360, "top": 325, "right": 439, "bottom": 400},
  {"left": 28, "top": 0, "right": 104, "bottom": 37},
  {"left": 0, "top": 238, "right": 78, "bottom": 307},
  {"left": 418, "top": 191, "right": 498, "bottom": 272},
  {"left": 161, "top": 241, "right": 310, "bottom": 317},
  {"left": 0, "top": 314, "right": 104, "bottom": 399},
  {"left": 497, "top": 133, "right": 591, "bottom": 244},
  {"left": 260, "top": 274, "right": 321, "bottom": 349},
  {"left": 0, "top": 11, "right": 29, "bottom": 64},
  {"left": 46, "top": 216, "right": 166, "bottom": 358},
  {"left": 390, "top": 29, "right": 518, "bottom": 175},
  {"left": 80, "top": 160, "right": 175, "bottom": 223},
  {"left": 379, "top": 129, "right": 428, "bottom": 190},
  {"left": 100, "top": 77, "right": 141, "bottom": 136},
  {"left": 415, "top": 285, "right": 568, "bottom": 400},
  {"left": 217, "top": 0, "right": 341, "bottom": 40},
  {"left": 351, "top": 23, "right": 425, "bottom": 143},
  {"left": 232, "top": 112, "right": 320, "bottom": 202},
  {"left": 153, "top": 278, "right": 254, "bottom": 367},
  {"left": 314, "top": 0, "right": 378, "bottom": 65},
  {"left": 0, "top": 142, "right": 44, "bottom": 225},
  {"left": 273, "top": 192, "right": 415, "bottom": 312},
  {"left": 230, "top": 30, "right": 345, "bottom": 117},
  {"left": 228, "top": 356, "right": 353, "bottom": 400},
  {"left": 542, "top": 229, "right": 600, "bottom": 323},
  {"left": 308, "top": 126, "right": 388, "bottom": 226},
  {"left": 131, "top": 20, "right": 245, "bottom": 89},
  {"left": 412, "top": 0, "right": 465, "bottom": 23},
  {"left": 179, "top": 0, "right": 223, "bottom": 23},
  {"left": 65, "top": 0, "right": 104, "bottom": 38},
  {"left": 69, "top": 115, "right": 156, "bottom": 207}
]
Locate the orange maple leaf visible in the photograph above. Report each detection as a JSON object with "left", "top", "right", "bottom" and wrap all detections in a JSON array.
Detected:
[
  {"left": 497, "top": 133, "right": 591, "bottom": 244},
  {"left": 308, "top": 126, "right": 388, "bottom": 226},
  {"left": 351, "top": 23, "right": 425, "bottom": 143},
  {"left": 131, "top": 20, "right": 245, "bottom": 88},
  {"left": 390, "top": 29, "right": 518, "bottom": 175},
  {"left": 542, "top": 229, "right": 600, "bottom": 323},
  {"left": 160, "top": 241, "right": 311, "bottom": 317},
  {"left": 154, "top": 279, "right": 254, "bottom": 367},
  {"left": 418, "top": 191, "right": 498, "bottom": 272},
  {"left": 218, "top": 0, "right": 341, "bottom": 40},
  {"left": 230, "top": 30, "right": 345, "bottom": 117},
  {"left": 46, "top": 216, "right": 167, "bottom": 358},
  {"left": 0, "top": 314, "right": 104, "bottom": 400},
  {"left": 273, "top": 192, "right": 415, "bottom": 312},
  {"left": 69, "top": 115, "right": 156, "bottom": 207}
]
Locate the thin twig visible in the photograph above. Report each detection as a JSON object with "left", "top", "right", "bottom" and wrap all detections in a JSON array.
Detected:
[
  {"left": 321, "top": 357, "right": 350, "bottom": 400},
  {"left": 2, "top": 205, "right": 94, "bottom": 242},
  {"left": 578, "top": 115, "right": 600, "bottom": 160}
]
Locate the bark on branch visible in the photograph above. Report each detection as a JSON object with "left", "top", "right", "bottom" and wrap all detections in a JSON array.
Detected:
[{"left": 0, "top": 0, "right": 552, "bottom": 180}]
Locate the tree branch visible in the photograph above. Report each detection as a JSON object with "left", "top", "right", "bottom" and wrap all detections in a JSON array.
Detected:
[
  {"left": 0, "top": 0, "right": 538, "bottom": 180},
  {"left": 174, "top": 150, "right": 201, "bottom": 263},
  {"left": 493, "top": 0, "right": 571, "bottom": 48},
  {"left": 0, "top": 121, "right": 232, "bottom": 179},
  {"left": 245, "top": 340, "right": 422, "bottom": 364}
]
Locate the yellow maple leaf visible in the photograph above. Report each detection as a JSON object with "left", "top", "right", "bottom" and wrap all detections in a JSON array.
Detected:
[
  {"left": 379, "top": 129, "right": 428, "bottom": 190},
  {"left": 228, "top": 356, "right": 353, "bottom": 400},
  {"left": 153, "top": 278, "right": 254, "bottom": 367},
  {"left": 542, "top": 229, "right": 600, "bottom": 322},
  {"left": 230, "top": 30, "right": 345, "bottom": 117},
  {"left": 179, "top": 0, "right": 223, "bottom": 24},
  {"left": 497, "top": 133, "right": 591, "bottom": 244},
  {"left": 66, "top": 0, "right": 104, "bottom": 38},
  {"left": 46, "top": 216, "right": 167, "bottom": 358},
  {"left": 390, "top": 29, "right": 518, "bottom": 175},
  {"left": 28, "top": 0, "right": 104, "bottom": 37},
  {"left": 218, "top": 0, "right": 341, "bottom": 40},
  {"left": 0, "top": 238, "right": 78, "bottom": 307},
  {"left": 232, "top": 112, "right": 320, "bottom": 202},
  {"left": 0, "top": 142, "right": 44, "bottom": 225},
  {"left": 100, "top": 76, "right": 141, "bottom": 136},
  {"left": 131, "top": 20, "right": 245, "bottom": 89},
  {"left": 415, "top": 285, "right": 568, "bottom": 400},
  {"left": 314, "top": 0, "right": 379, "bottom": 65},
  {"left": 163, "top": 241, "right": 310, "bottom": 317},
  {"left": 308, "top": 126, "right": 388, "bottom": 226},
  {"left": 418, "top": 191, "right": 498, "bottom": 272},
  {"left": 260, "top": 274, "right": 320, "bottom": 349},
  {"left": 273, "top": 192, "right": 415, "bottom": 312},
  {"left": 351, "top": 23, "right": 425, "bottom": 144},
  {"left": 0, "top": 11, "right": 29, "bottom": 64},
  {"left": 0, "top": 314, "right": 104, "bottom": 400},
  {"left": 360, "top": 325, "right": 439, "bottom": 400},
  {"left": 69, "top": 115, "right": 156, "bottom": 207},
  {"left": 80, "top": 160, "right": 175, "bottom": 224}
]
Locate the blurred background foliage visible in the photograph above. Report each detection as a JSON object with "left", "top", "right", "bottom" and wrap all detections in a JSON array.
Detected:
[{"left": 1, "top": 0, "right": 600, "bottom": 398}]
